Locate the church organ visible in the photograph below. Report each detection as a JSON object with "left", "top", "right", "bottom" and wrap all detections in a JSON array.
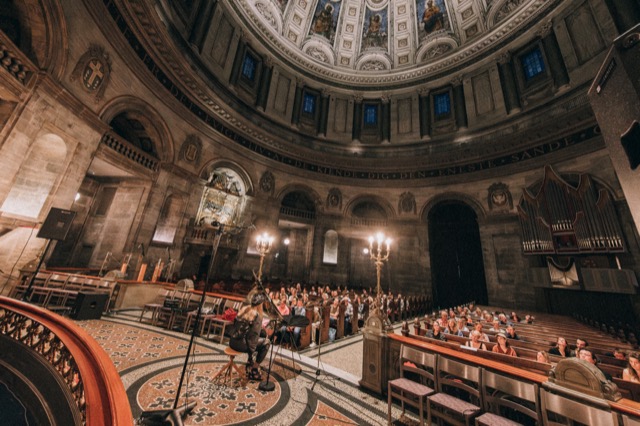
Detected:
[{"left": 518, "top": 166, "right": 625, "bottom": 255}]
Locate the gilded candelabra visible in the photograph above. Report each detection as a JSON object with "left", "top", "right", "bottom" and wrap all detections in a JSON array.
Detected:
[
  {"left": 256, "top": 232, "right": 274, "bottom": 282},
  {"left": 368, "top": 232, "right": 391, "bottom": 318}
]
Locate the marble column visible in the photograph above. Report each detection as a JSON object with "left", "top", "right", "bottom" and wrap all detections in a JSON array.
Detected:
[
  {"left": 453, "top": 79, "right": 468, "bottom": 129},
  {"left": 604, "top": 0, "right": 640, "bottom": 34},
  {"left": 188, "top": 0, "right": 218, "bottom": 51},
  {"left": 256, "top": 60, "right": 272, "bottom": 111},
  {"left": 291, "top": 83, "right": 303, "bottom": 126},
  {"left": 318, "top": 91, "right": 329, "bottom": 136},
  {"left": 381, "top": 97, "right": 391, "bottom": 143}
]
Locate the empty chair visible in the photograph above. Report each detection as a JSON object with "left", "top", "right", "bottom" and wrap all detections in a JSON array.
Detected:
[
  {"left": 139, "top": 289, "right": 173, "bottom": 324},
  {"left": 208, "top": 300, "right": 243, "bottom": 343},
  {"left": 539, "top": 388, "right": 618, "bottom": 426},
  {"left": 183, "top": 296, "right": 222, "bottom": 335},
  {"left": 427, "top": 356, "right": 483, "bottom": 426},
  {"left": 387, "top": 345, "right": 436, "bottom": 426},
  {"left": 475, "top": 369, "right": 539, "bottom": 426}
]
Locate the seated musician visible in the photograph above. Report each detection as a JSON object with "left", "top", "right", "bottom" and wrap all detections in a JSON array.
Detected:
[{"left": 229, "top": 292, "right": 271, "bottom": 381}]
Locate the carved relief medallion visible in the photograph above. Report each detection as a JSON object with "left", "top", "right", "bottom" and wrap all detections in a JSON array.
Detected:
[
  {"left": 488, "top": 182, "right": 512, "bottom": 210},
  {"left": 399, "top": 191, "right": 416, "bottom": 214},
  {"left": 70, "top": 45, "right": 112, "bottom": 103},
  {"left": 259, "top": 171, "right": 275, "bottom": 194},
  {"left": 179, "top": 134, "right": 202, "bottom": 165},
  {"left": 327, "top": 187, "right": 342, "bottom": 209}
]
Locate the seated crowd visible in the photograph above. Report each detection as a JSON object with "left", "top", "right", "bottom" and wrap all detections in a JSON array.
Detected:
[{"left": 406, "top": 304, "right": 640, "bottom": 396}]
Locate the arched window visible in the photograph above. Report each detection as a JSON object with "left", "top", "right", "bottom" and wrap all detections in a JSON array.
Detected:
[
  {"left": 197, "top": 167, "right": 247, "bottom": 227},
  {"left": 1, "top": 134, "right": 67, "bottom": 219},
  {"left": 323, "top": 230, "right": 339, "bottom": 264}
]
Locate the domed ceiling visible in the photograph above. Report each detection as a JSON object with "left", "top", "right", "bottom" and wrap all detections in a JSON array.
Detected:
[{"left": 232, "top": 0, "right": 552, "bottom": 88}]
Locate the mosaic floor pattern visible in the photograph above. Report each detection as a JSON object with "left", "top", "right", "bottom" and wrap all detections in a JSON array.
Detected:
[{"left": 76, "top": 312, "right": 418, "bottom": 425}]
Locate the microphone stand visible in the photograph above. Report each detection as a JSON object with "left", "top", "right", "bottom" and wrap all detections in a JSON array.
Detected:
[
  {"left": 253, "top": 276, "right": 282, "bottom": 392},
  {"left": 139, "top": 225, "right": 225, "bottom": 425}
]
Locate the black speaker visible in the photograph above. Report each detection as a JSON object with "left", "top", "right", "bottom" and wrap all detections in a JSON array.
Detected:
[
  {"left": 37, "top": 208, "right": 76, "bottom": 241},
  {"left": 71, "top": 292, "right": 108, "bottom": 320}
]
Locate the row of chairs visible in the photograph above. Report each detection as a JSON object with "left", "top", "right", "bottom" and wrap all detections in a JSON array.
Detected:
[
  {"left": 388, "top": 344, "right": 633, "bottom": 426},
  {"left": 11, "top": 271, "right": 115, "bottom": 314},
  {"left": 139, "top": 290, "right": 243, "bottom": 343}
]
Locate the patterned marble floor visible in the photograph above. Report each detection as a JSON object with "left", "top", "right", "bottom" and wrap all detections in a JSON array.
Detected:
[{"left": 75, "top": 311, "right": 418, "bottom": 425}]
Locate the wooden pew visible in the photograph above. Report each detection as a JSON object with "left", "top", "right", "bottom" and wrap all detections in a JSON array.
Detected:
[
  {"left": 336, "top": 302, "right": 346, "bottom": 339},
  {"left": 352, "top": 298, "right": 360, "bottom": 334}
]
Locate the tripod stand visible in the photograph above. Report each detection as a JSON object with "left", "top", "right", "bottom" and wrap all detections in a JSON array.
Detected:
[{"left": 311, "top": 304, "right": 334, "bottom": 391}]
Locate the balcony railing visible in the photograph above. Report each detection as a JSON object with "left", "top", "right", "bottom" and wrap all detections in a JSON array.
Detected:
[
  {"left": 350, "top": 217, "right": 388, "bottom": 227},
  {"left": 101, "top": 131, "right": 159, "bottom": 172},
  {"left": 279, "top": 206, "right": 316, "bottom": 220},
  {"left": 0, "top": 297, "right": 132, "bottom": 425}
]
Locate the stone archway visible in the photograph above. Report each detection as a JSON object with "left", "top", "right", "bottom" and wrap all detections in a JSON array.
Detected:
[{"left": 428, "top": 201, "right": 488, "bottom": 308}]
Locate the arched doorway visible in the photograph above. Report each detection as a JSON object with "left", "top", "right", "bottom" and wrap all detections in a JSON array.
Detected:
[{"left": 428, "top": 202, "right": 488, "bottom": 308}]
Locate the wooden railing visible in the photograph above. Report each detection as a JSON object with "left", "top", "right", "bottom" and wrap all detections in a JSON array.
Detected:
[{"left": 0, "top": 297, "right": 133, "bottom": 425}]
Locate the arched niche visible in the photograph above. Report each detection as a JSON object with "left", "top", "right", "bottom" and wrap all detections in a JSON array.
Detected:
[
  {"left": 152, "top": 193, "right": 187, "bottom": 244},
  {"left": 323, "top": 229, "right": 339, "bottom": 265},
  {"left": 100, "top": 96, "right": 174, "bottom": 163},
  {"left": 1, "top": 133, "right": 67, "bottom": 219},
  {"left": 1, "top": 0, "right": 68, "bottom": 78},
  {"left": 346, "top": 195, "right": 395, "bottom": 222}
]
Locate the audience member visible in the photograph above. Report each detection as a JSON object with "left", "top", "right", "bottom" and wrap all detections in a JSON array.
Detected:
[
  {"left": 622, "top": 352, "right": 640, "bottom": 383},
  {"left": 445, "top": 318, "right": 458, "bottom": 335},
  {"left": 465, "top": 330, "right": 487, "bottom": 350},
  {"left": 492, "top": 332, "right": 517, "bottom": 357},
  {"left": 489, "top": 319, "right": 502, "bottom": 333},
  {"left": 428, "top": 322, "right": 447, "bottom": 341},
  {"left": 576, "top": 338, "right": 588, "bottom": 352},
  {"left": 474, "top": 322, "right": 489, "bottom": 342},
  {"left": 579, "top": 348, "right": 612, "bottom": 381},
  {"left": 549, "top": 337, "right": 573, "bottom": 357},
  {"left": 613, "top": 348, "right": 627, "bottom": 360},
  {"left": 536, "top": 350, "right": 550, "bottom": 364},
  {"left": 505, "top": 324, "right": 520, "bottom": 340}
]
